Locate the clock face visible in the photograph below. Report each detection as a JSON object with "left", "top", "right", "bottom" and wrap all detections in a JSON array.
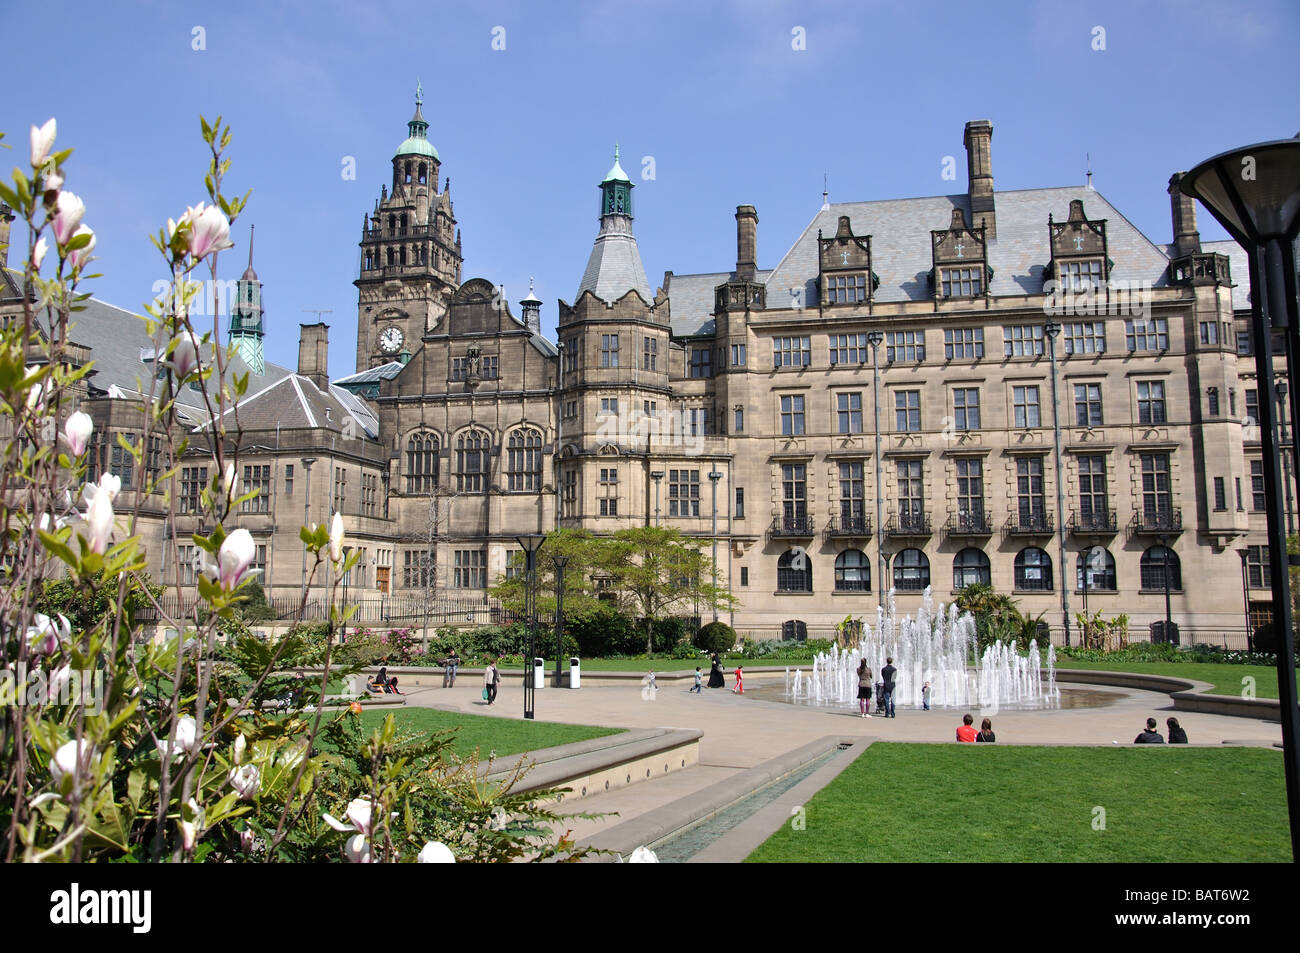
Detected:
[{"left": 379, "top": 326, "right": 404, "bottom": 353}]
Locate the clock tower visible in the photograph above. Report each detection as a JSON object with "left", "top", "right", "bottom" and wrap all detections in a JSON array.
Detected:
[{"left": 355, "top": 83, "right": 463, "bottom": 371}]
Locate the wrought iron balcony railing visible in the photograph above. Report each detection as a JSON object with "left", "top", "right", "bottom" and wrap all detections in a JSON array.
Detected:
[
  {"left": 944, "top": 511, "right": 993, "bottom": 539},
  {"left": 768, "top": 516, "right": 815, "bottom": 541},
  {"left": 884, "top": 512, "right": 931, "bottom": 538},
  {"left": 825, "top": 515, "right": 872, "bottom": 538},
  {"left": 1004, "top": 512, "right": 1055, "bottom": 536},
  {"left": 1130, "top": 509, "right": 1183, "bottom": 536},
  {"left": 1068, "top": 509, "right": 1118, "bottom": 535}
]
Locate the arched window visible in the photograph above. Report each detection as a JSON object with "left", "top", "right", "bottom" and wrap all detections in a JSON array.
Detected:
[
  {"left": 953, "top": 548, "right": 991, "bottom": 588},
  {"left": 456, "top": 430, "right": 488, "bottom": 492},
  {"left": 1015, "top": 547, "right": 1053, "bottom": 591},
  {"left": 404, "top": 161, "right": 412, "bottom": 185},
  {"left": 386, "top": 248, "right": 394, "bottom": 267},
  {"left": 781, "top": 619, "right": 808, "bottom": 642},
  {"left": 893, "top": 548, "right": 930, "bottom": 591},
  {"left": 405, "top": 433, "right": 438, "bottom": 493},
  {"left": 418, "top": 162, "right": 427, "bottom": 185},
  {"left": 400, "top": 213, "right": 408, "bottom": 231},
  {"left": 507, "top": 428, "right": 542, "bottom": 491},
  {"left": 834, "top": 550, "right": 870, "bottom": 592},
  {"left": 1140, "top": 546, "right": 1181, "bottom": 591},
  {"left": 388, "top": 214, "right": 396, "bottom": 232},
  {"left": 1077, "top": 546, "right": 1117, "bottom": 591},
  {"left": 399, "top": 246, "right": 407, "bottom": 266},
  {"left": 777, "top": 550, "right": 812, "bottom": 592}
]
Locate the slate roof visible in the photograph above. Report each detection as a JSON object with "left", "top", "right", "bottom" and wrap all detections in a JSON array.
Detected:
[
  {"left": 576, "top": 214, "right": 652, "bottom": 304},
  {"left": 207, "top": 372, "right": 378, "bottom": 439},
  {"left": 664, "top": 269, "right": 772, "bottom": 338},
  {"left": 1201, "top": 239, "right": 1250, "bottom": 311},
  {"left": 333, "top": 361, "right": 405, "bottom": 386}
]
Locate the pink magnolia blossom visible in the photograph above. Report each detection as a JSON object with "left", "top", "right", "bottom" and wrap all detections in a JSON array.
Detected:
[
  {"left": 157, "top": 715, "right": 198, "bottom": 760},
  {"left": 30, "top": 118, "right": 56, "bottom": 168},
  {"left": 168, "top": 331, "right": 202, "bottom": 380},
  {"left": 215, "top": 528, "right": 258, "bottom": 590},
  {"left": 82, "top": 479, "right": 115, "bottom": 554},
  {"left": 62, "top": 411, "right": 93, "bottom": 456},
  {"left": 67, "top": 225, "right": 95, "bottom": 272},
  {"left": 344, "top": 834, "right": 373, "bottom": 864},
  {"left": 52, "top": 191, "right": 85, "bottom": 246},
  {"left": 25, "top": 613, "right": 71, "bottom": 656},
  {"left": 178, "top": 203, "right": 233, "bottom": 261}
]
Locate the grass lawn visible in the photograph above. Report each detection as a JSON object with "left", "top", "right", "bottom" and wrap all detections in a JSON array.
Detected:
[
  {"left": 492, "top": 657, "right": 812, "bottom": 673},
  {"left": 1053, "top": 659, "right": 1290, "bottom": 699},
  {"left": 355, "top": 706, "right": 623, "bottom": 759},
  {"left": 747, "top": 743, "right": 1289, "bottom": 863}
]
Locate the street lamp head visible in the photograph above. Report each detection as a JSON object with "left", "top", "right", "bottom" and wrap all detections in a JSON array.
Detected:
[
  {"left": 551, "top": 554, "right": 568, "bottom": 569},
  {"left": 708, "top": 471, "right": 723, "bottom": 481},
  {"left": 515, "top": 534, "right": 546, "bottom": 555},
  {"left": 1180, "top": 138, "right": 1300, "bottom": 245},
  {"left": 867, "top": 330, "right": 884, "bottom": 347},
  {"left": 1277, "top": 380, "right": 1289, "bottom": 399},
  {"left": 1043, "top": 321, "right": 1061, "bottom": 338},
  {"left": 650, "top": 471, "right": 664, "bottom": 481},
  {"left": 1237, "top": 547, "right": 1250, "bottom": 563},
  {"left": 301, "top": 456, "right": 316, "bottom": 468}
]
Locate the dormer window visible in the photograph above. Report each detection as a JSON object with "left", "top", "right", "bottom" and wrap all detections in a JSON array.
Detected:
[
  {"left": 826, "top": 274, "right": 868, "bottom": 303},
  {"left": 940, "top": 267, "right": 983, "bottom": 297},
  {"left": 818, "top": 216, "right": 875, "bottom": 308},
  {"left": 1048, "top": 200, "right": 1109, "bottom": 291},
  {"left": 931, "top": 209, "right": 989, "bottom": 301},
  {"left": 1058, "top": 258, "right": 1104, "bottom": 291}
]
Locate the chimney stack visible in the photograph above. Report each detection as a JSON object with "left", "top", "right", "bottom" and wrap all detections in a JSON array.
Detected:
[
  {"left": 963, "top": 120, "right": 996, "bottom": 240},
  {"left": 1167, "top": 172, "right": 1201, "bottom": 258},
  {"left": 0, "top": 203, "right": 13, "bottom": 269},
  {"left": 735, "top": 205, "right": 758, "bottom": 280},
  {"left": 298, "top": 322, "right": 330, "bottom": 391}
]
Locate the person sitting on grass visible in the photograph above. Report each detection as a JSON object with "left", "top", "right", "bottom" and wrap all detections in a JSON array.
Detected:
[
  {"left": 976, "top": 717, "right": 996, "bottom": 743},
  {"left": 1166, "top": 717, "right": 1188, "bottom": 744},
  {"left": 1134, "top": 717, "right": 1164, "bottom": 744},
  {"left": 956, "top": 713, "right": 978, "bottom": 743}
]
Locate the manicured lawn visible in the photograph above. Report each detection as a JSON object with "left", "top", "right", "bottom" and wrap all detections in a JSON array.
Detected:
[
  {"left": 1053, "top": 659, "right": 1290, "bottom": 699},
  {"left": 356, "top": 706, "right": 623, "bottom": 758},
  {"left": 747, "top": 743, "right": 1289, "bottom": 863}
]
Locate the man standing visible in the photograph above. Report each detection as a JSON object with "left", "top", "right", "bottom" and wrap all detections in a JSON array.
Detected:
[
  {"left": 881, "top": 656, "right": 897, "bottom": 718},
  {"left": 1133, "top": 718, "right": 1164, "bottom": 744}
]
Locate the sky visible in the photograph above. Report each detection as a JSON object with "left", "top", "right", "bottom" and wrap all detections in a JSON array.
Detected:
[{"left": 3, "top": 0, "right": 1298, "bottom": 379}]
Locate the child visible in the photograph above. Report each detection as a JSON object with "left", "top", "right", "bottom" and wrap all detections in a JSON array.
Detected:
[
  {"left": 647, "top": 670, "right": 658, "bottom": 692},
  {"left": 731, "top": 665, "right": 744, "bottom": 694},
  {"left": 875, "top": 680, "right": 885, "bottom": 713},
  {"left": 922, "top": 681, "right": 931, "bottom": 711},
  {"left": 690, "top": 667, "right": 703, "bottom": 694}
]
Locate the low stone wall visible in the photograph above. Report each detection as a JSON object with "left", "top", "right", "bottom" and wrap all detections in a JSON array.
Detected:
[{"left": 1056, "top": 669, "right": 1281, "bottom": 722}]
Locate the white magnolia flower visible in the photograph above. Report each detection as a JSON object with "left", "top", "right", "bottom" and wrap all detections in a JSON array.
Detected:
[
  {"left": 627, "top": 845, "right": 659, "bottom": 863},
  {"left": 416, "top": 841, "right": 456, "bottom": 863},
  {"left": 157, "top": 715, "right": 198, "bottom": 760},
  {"left": 49, "top": 738, "right": 94, "bottom": 785},
  {"left": 228, "top": 763, "right": 260, "bottom": 800},
  {"left": 344, "top": 833, "right": 373, "bottom": 864},
  {"left": 329, "top": 511, "right": 345, "bottom": 564},
  {"left": 62, "top": 411, "right": 93, "bottom": 456},
  {"left": 233, "top": 733, "right": 247, "bottom": 765},
  {"left": 30, "top": 118, "right": 56, "bottom": 168},
  {"left": 52, "top": 191, "right": 85, "bottom": 246},
  {"left": 25, "top": 613, "right": 71, "bottom": 656}
]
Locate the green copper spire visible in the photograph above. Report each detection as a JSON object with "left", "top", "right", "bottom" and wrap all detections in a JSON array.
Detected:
[
  {"left": 599, "top": 144, "right": 633, "bottom": 217},
  {"left": 396, "top": 82, "right": 439, "bottom": 160},
  {"left": 602, "top": 143, "right": 632, "bottom": 184}
]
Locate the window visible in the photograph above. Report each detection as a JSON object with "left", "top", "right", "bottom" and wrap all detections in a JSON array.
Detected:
[
  {"left": 180, "top": 466, "right": 207, "bottom": 514},
  {"left": 735, "top": 487, "right": 745, "bottom": 519},
  {"left": 242, "top": 465, "right": 271, "bottom": 513},
  {"left": 690, "top": 347, "right": 713, "bottom": 378},
  {"left": 953, "top": 388, "right": 980, "bottom": 430},
  {"left": 1246, "top": 545, "right": 1270, "bottom": 589},
  {"left": 284, "top": 464, "right": 294, "bottom": 498},
  {"left": 953, "top": 548, "right": 991, "bottom": 588},
  {"left": 893, "top": 548, "right": 929, "bottom": 591},
  {"left": 826, "top": 274, "right": 868, "bottom": 303},
  {"left": 837, "top": 392, "right": 863, "bottom": 434},
  {"left": 145, "top": 436, "right": 164, "bottom": 492},
  {"left": 777, "top": 549, "right": 812, "bottom": 592},
  {"left": 643, "top": 399, "right": 657, "bottom": 420},
  {"left": 955, "top": 458, "right": 984, "bottom": 526},
  {"left": 731, "top": 343, "right": 746, "bottom": 367},
  {"left": 1140, "top": 546, "right": 1181, "bottom": 591},
  {"left": 886, "top": 330, "right": 925, "bottom": 363},
  {"left": 1213, "top": 476, "right": 1227, "bottom": 511},
  {"left": 362, "top": 473, "right": 378, "bottom": 517},
  {"left": 453, "top": 550, "right": 486, "bottom": 589},
  {"left": 1003, "top": 325, "right": 1044, "bottom": 357},
  {"left": 773, "top": 336, "right": 811, "bottom": 368},
  {"left": 1251, "top": 459, "right": 1265, "bottom": 512},
  {"left": 1207, "top": 387, "right": 1220, "bottom": 417},
  {"left": 1237, "top": 477, "right": 1244, "bottom": 511},
  {"left": 829, "top": 333, "right": 868, "bottom": 365},
  {"left": 507, "top": 429, "right": 542, "bottom": 492},
  {"left": 1077, "top": 455, "right": 1108, "bottom": 526},
  {"left": 941, "top": 267, "right": 983, "bottom": 297},
  {"left": 562, "top": 469, "right": 577, "bottom": 519},
  {"left": 780, "top": 395, "right": 805, "bottom": 435},
  {"left": 1077, "top": 547, "right": 1117, "bottom": 591},
  {"left": 1015, "top": 547, "right": 1053, "bottom": 591},
  {"left": 1016, "top": 457, "right": 1046, "bottom": 524},
  {"left": 600, "top": 398, "right": 619, "bottom": 416},
  {"left": 403, "top": 550, "right": 433, "bottom": 590},
  {"left": 1063, "top": 321, "right": 1106, "bottom": 355},
  {"left": 734, "top": 407, "right": 744, "bottom": 433},
  {"left": 895, "top": 390, "right": 921, "bottom": 432},
  {"left": 668, "top": 469, "right": 700, "bottom": 517},
  {"left": 600, "top": 334, "right": 619, "bottom": 368},
  {"left": 1140, "top": 453, "right": 1172, "bottom": 521},
  {"left": 643, "top": 336, "right": 657, "bottom": 370},
  {"left": 686, "top": 407, "right": 711, "bottom": 436},
  {"left": 1245, "top": 390, "right": 1259, "bottom": 429},
  {"left": 406, "top": 433, "right": 439, "bottom": 492},
  {"left": 781, "top": 464, "right": 807, "bottom": 526},
  {"left": 782, "top": 619, "right": 809, "bottom": 641},
  {"left": 1125, "top": 317, "right": 1168, "bottom": 352},
  {"left": 1058, "top": 259, "right": 1104, "bottom": 290},
  {"left": 897, "top": 459, "right": 924, "bottom": 523},
  {"left": 740, "top": 566, "right": 749, "bottom": 586},
  {"left": 944, "top": 327, "right": 985, "bottom": 359},
  {"left": 456, "top": 430, "right": 488, "bottom": 493},
  {"left": 480, "top": 355, "right": 498, "bottom": 379},
  {"left": 176, "top": 544, "right": 198, "bottom": 586},
  {"left": 1012, "top": 385, "right": 1041, "bottom": 428},
  {"left": 598, "top": 467, "right": 618, "bottom": 516},
  {"left": 834, "top": 550, "right": 871, "bottom": 591},
  {"left": 838, "top": 462, "right": 865, "bottom": 530},
  {"left": 1074, "top": 383, "right": 1103, "bottom": 427},
  {"left": 1199, "top": 321, "right": 1219, "bottom": 346},
  {"left": 564, "top": 399, "right": 578, "bottom": 418},
  {"left": 332, "top": 466, "right": 347, "bottom": 512},
  {"left": 111, "top": 433, "right": 136, "bottom": 489},
  {"left": 1236, "top": 330, "right": 1252, "bottom": 355},
  {"left": 563, "top": 339, "right": 578, "bottom": 373},
  {"left": 451, "top": 357, "right": 468, "bottom": 381},
  {"left": 1136, "top": 381, "right": 1166, "bottom": 425}
]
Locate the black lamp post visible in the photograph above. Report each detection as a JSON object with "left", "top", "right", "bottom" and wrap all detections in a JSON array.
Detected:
[
  {"left": 650, "top": 471, "right": 664, "bottom": 526},
  {"left": 300, "top": 457, "right": 316, "bottom": 603},
  {"left": 552, "top": 553, "right": 568, "bottom": 688},
  {"left": 708, "top": 471, "right": 723, "bottom": 621},
  {"left": 1043, "top": 320, "right": 1071, "bottom": 648},
  {"left": 516, "top": 533, "right": 546, "bottom": 720},
  {"left": 1182, "top": 136, "right": 1300, "bottom": 860},
  {"left": 868, "top": 329, "right": 885, "bottom": 608},
  {"left": 1278, "top": 378, "right": 1295, "bottom": 534},
  {"left": 1238, "top": 546, "right": 1253, "bottom": 652}
]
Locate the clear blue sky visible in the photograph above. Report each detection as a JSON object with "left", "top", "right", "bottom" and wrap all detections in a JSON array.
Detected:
[{"left": 4, "top": 0, "right": 1297, "bottom": 379}]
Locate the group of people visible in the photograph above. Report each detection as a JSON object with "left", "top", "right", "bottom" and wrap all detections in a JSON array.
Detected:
[
  {"left": 854, "top": 658, "right": 898, "bottom": 718},
  {"left": 367, "top": 666, "right": 402, "bottom": 695},
  {"left": 955, "top": 714, "right": 996, "bottom": 742},
  {"left": 1135, "top": 717, "right": 1189, "bottom": 744},
  {"left": 688, "top": 653, "right": 744, "bottom": 694}
]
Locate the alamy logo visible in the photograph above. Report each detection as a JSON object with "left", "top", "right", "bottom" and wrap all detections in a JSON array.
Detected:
[{"left": 49, "top": 883, "right": 151, "bottom": 933}]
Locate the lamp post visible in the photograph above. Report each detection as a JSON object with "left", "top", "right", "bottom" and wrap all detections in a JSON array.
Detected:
[
  {"left": 708, "top": 471, "right": 723, "bottom": 621},
  {"left": 1043, "top": 321, "right": 1071, "bottom": 648},
  {"left": 1182, "top": 136, "right": 1300, "bottom": 859},
  {"left": 515, "top": 534, "right": 545, "bottom": 720},
  {"left": 300, "top": 457, "right": 316, "bottom": 604},
  {"left": 1238, "top": 547, "right": 1253, "bottom": 652},
  {"left": 1278, "top": 378, "right": 1295, "bottom": 534},
  {"left": 1157, "top": 534, "right": 1175, "bottom": 644},
  {"left": 552, "top": 554, "right": 568, "bottom": 688},
  {"left": 650, "top": 471, "right": 664, "bottom": 526},
  {"left": 867, "top": 330, "right": 885, "bottom": 608}
]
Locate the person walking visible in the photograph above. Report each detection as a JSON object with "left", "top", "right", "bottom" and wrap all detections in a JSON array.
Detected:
[
  {"left": 1166, "top": 717, "right": 1188, "bottom": 744},
  {"left": 690, "top": 667, "right": 703, "bottom": 694},
  {"left": 1133, "top": 717, "right": 1164, "bottom": 744},
  {"left": 856, "top": 660, "right": 873, "bottom": 718},
  {"left": 443, "top": 647, "right": 460, "bottom": 688},
  {"left": 881, "top": 656, "right": 897, "bottom": 718},
  {"left": 484, "top": 659, "right": 500, "bottom": 706},
  {"left": 731, "top": 665, "right": 744, "bottom": 694},
  {"left": 921, "top": 681, "right": 932, "bottom": 711},
  {"left": 976, "top": 717, "right": 996, "bottom": 742},
  {"left": 707, "top": 652, "right": 726, "bottom": 689}
]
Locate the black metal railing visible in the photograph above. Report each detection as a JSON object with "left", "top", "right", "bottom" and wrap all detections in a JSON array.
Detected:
[
  {"left": 1130, "top": 509, "right": 1183, "bottom": 535},
  {"left": 1069, "top": 509, "right": 1118, "bottom": 535},
  {"left": 825, "top": 515, "right": 872, "bottom": 538},
  {"left": 884, "top": 512, "right": 931, "bottom": 537},
  {"left": 1004, "top": 512, "right": 1054, "bottom": 536},
  {"left": 944, "top": 511, "right": 993, "bottom": 539},
  {"left": 769, "top": 516, "right": 815, "bottom": 540}
]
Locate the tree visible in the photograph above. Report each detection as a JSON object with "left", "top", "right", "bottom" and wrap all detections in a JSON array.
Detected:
[{"left": 489, "top": 528, "right": 612, "bottom": 623}]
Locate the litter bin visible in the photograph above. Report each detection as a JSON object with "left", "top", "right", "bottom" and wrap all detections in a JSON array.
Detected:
[
  {"left": 533, "top": 657, "right": 545, "bottom": 689},
  {"left": 569, "top": 657, "right": 581, "bottom": 689}
]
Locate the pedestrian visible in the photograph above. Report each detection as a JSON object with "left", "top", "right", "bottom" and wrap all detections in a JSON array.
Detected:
[
  {"left": 708, "top": 652, "right": 726, "bottom": 689},
  {"left": 1166, "top": 717, "right": 1188, "bottom": 744},
  {"left": 881, "top": 656, "right": 897, "bottom": 718},
  {"left": 921, "top": 681, "right": 931, "bottom": 711},
  {"left": 956, "top": 713, "right": 977, "bottom": 742},
  {"left": 690, "top": 667, "right": 703, "bottom": 694},
  {"left": 483, "top": 659, "right": 500, "bottom": 705},
  {"left": 732, "top": 665, "right": 744, "bottom": 694},
  {"left": 645, "top": 670, "right": 658, "bottom": 694},
  {"left": 443, "top": 647, "right": 460, "bottom": 688},
  {"left": 976, "top": 717, "right": 996, "bottom": 742},
  {"left": 856, "top": 659, "right": 873, "bottom": 718},
  {"left": 1133, "top": 717, "right": 1164, "bottom": 744}
]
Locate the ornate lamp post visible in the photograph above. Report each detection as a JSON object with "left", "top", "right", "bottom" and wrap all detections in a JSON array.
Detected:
[
  {"left": 1238, "top": 546, "right": 1253, "bottom": 652},
  {"left": 1043, "top": 320, "right": 1071, "bottom": 647},
  {"left": 867, "top": 330, "right": 885, "bottom": 608},
  {"left": 300, "top": 457, "right": 316, "bottom": 604},
  {"left": 708, "top": 471, "right": 723, "bottom": 621},
  {"left": 515, "top": 534, "right": 546, "bottom": 720},
  {"left": 1182, "top": 136, "right": 1300, "bottom": 859},
  {"left": 552, "top": 553, "right": 568, "bottom": 687},
  {"left": 650, "top": 471, "right": 664, "bottom": 526}
]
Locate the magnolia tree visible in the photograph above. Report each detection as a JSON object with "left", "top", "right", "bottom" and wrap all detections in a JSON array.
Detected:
[{"left": 0, "top": 118, "right": 592, "bottom": 863}]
